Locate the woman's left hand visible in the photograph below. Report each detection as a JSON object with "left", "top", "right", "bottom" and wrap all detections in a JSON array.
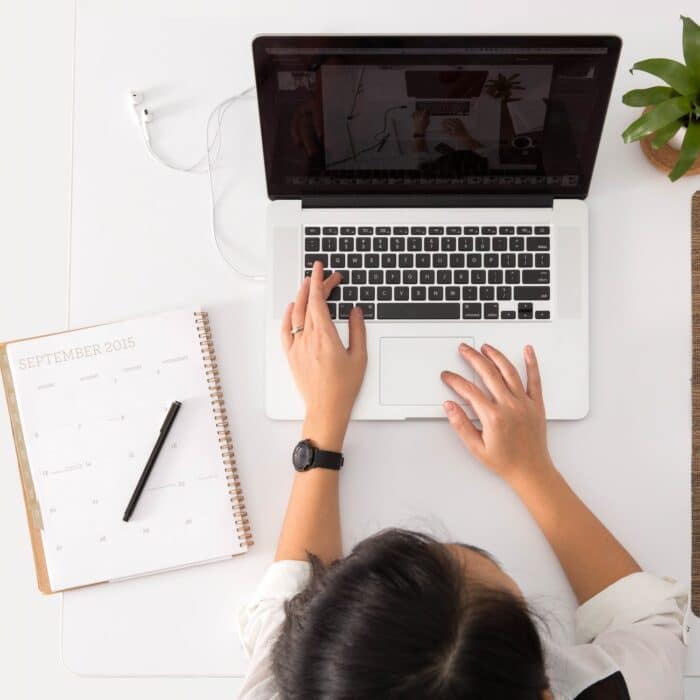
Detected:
[{"left": 281, "top": 261, "right": 367, "bottom": 451}]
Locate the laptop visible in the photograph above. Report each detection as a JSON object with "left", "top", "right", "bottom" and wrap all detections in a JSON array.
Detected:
[{"left": 254, "top": 35, "right": 621, "bottom": 420}]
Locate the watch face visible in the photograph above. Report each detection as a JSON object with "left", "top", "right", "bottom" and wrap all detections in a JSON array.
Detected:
[{"left": 293, "top": 440, "right": 314, "bottom": 471}]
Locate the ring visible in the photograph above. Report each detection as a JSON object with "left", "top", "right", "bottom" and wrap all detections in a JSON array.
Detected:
[{"left": 291, "top": 325, "right": 305, "bottom": 336}]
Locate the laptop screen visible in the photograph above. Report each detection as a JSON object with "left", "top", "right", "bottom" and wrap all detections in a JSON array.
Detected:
[{"left": 253, "top": 36, "right": 621, "bottom": 201}]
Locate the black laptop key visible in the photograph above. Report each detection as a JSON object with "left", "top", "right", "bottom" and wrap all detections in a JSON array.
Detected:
[
  {"left": 339, "top": 303, "right": 353, "bottom": 319},
  {"left": 527, "top": 237, "right": 550, "bottom": 251},
  {"left": 323, "top": 226, "right": 338, "bottom": 235},
  {"left": 484, "top": 254, "right": 499, "bottom": 268},
  {"left": 509, "top": 237, "right": 524, "bottom": 251},
  {"left": 343, "top": 286, "right": 358, "bottom": 301},
  {"left": 501, "top": 310, "right": 516, "bottom": 319},
  {"left": 523, "top": 270, "right": 550, "bottom": 284},
  {"left": 446, "top": 226, "right": 461, "bottom": 235},
  {"left": 386, "top": 270, "right": 401, "bottom": 284},
  {"left": 484, "top": 303, "right": 499, "bottom": 319},
  {"left": 360, "top": 287, "right": 375, "bottom": 301},
  {"left": 424, "top": 237, "right": 440, "bottom": 251},
  {"left": 399, "top": 254, "right": 413, "bottom": 267},
  {"left": 441, "top": 237, "right": 457, "bottom": 251},
  {"left": 462, "top": 303, "right": 482, "bottom": 319},
  {"left": 493, "top": 237, "right": 507, "bottom": 251},
  {"left": 410, "top": 226, "right": 426, "bottom": 235},
  {"left": 328, "top": 287, "right": 341, "bottom": 301},
  {"left": 340, "top": 227, "right": 356, "bottom": 236},
  {"left": 487, "top": 270, "right": 502, "bottom": 285},
  {"left": 462, "top": 286, "right": 477, "bottom": 300},
  {"left": 518, "top": 302, "right": 533, "bottom": 319},
  {"left": 305, "top": 237, "right": 320, "bottom": 251},
  {"left": 331, "top": 254, "right": 345, "bottom": 268},
  {"left": 348, "top": 254, "right": 362, "bottom": 268},
  {"left": 305, "top": 226, "right": 320, "bottom": 235},
  {"left": 305, "top": 253, "right": 328, "bottom": 268},
  {"left": 369, "top": 270, "right": 384, "bottom": 285},
  {"left": 481, "top": 226, "right": 497, "bottom": 235},
  {"left": 464, "top": 226, "right": 479, "bottom": 235},
  {"left": 516, "top": 226, "right": 532, "bottom": 235},
  {"left": 322, "top": 238, "right": 337, "bottom": 251},
  {"left": 458, "top": 237, "right": 474, "bottom": 251},
  {"left": 351, "top": 270, "right": 367, "bottom": 285},
  {"left": 467, "top": 254, "right": 482, "bottom": 267},
  {"left": 514, "top": 286, "right": 550, "bottom": 301},
  {"left": 411, "top": 286, "right": 427, "bottom": 301},
  {"left": 476, "top": 238, "right": 490, "bottom": 251},
  {"left": 408, "top": 237, "right": 422, "bottom": 251},
  {"left": 471, "top": 270, "right": 486, "bottom": 284},
  {"left": 394, "top": 286, "right": 409, "bottom": 300},
  {"left": 505, "top": 270, "right": 520, "bottom": 284},
  {"left": 356, "top": 237, "right": 371, "bottom": 252},
  {"left": 455, "top": 270, "right": 469, "bottom": 284},
  {"left": 416, "top": 253, "right": 431, "bottom": 268},
  {"left": 339, "top": 237, "right": 354, "bottom": 252},
  {"left": 499, "top": 226, "right": 515, "bottom": 235},
  {"left": 447, "top": 254, "right": 463, "bottom": 269},
  {"left": 428, "top": 286, "right": 444, "bottom": 301},
  {"left": 534, "top": 226, "right": 550, "bottom": 235},
  {"left": 335, "top": 270, "right": 349, "bottom": 284},
  {"left": 480, "top": 286, "right": 495, "bottom": 301},
  {"left": 327, "top": 302, "right": 337, "bottom": 319},
  {"left": 358, "top": 226, "right": 373, "bottom": 236},
  {"left": 433, "top": 254, "right": 448, "bottom": 268},
  {"left": 376, "top": 227, "right": 391, "bottom": 235},
  {"left": 381, "top": 254, "right": 397, "bottom": 268},
  {"left": 535, "top": 254, "right": 550, "bottom": 267},
  {"left": 501, "top": 253, "right": 516, "bottom": 268},
  {"left": 357, "top": 303, "right": 375, "bottom": 319},
  {"left": 429, "top": 226, "right": 444, "bottom": 235},
  {"left": 378, "top": 286, "right": 392, "bottom": 301},
  {"left": 535, "top": 310, "right": 551, "bottom": 319},
  {"left": 365, "top": 254, "right": 380, "bottom": 268},
  {"left": 403, "top": 270, "right": 418, "bottom": 285},
  {"left": 378, "top": 303, "right": 460, "bottom": 320},
  {"left": 373, "top": 237, "right": 389, "bottom": 251},
  {"left": 446, "top": 286, "right": 460, "bottom": 300},
  {"left": 393, "top": 226, "right": 409, "bottom": 235},
  {"left": 497, "top": 286, "right": 511, "bottom": 301},
  {"left": 390, "top": 237, "right": 406, "bottom": 251},
  {"left": 517, "top": 253, "right": 533, "bottom": 268},
  {"left": 437, "top": 269, "right": 452, "bottom": 284},
  {"left": 420, "top": 270, "right": 435, "bottom": 284}
]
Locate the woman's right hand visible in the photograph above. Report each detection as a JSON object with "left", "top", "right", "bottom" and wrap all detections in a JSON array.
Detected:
[{"left": 440, "top": 343, "right": 554, "bottom": 487}]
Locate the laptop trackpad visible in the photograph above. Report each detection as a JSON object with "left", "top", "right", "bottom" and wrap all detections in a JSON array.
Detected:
[{"left": 379, "top": 336, "right": 475, "bottom": 406}]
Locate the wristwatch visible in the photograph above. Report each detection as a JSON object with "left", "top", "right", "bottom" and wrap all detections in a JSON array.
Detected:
[{"left": 292, "top": 439, "right": 344, "bottom": 472}]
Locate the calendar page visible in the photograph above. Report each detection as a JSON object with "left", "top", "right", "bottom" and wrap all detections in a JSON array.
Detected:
[{"left": 5, "top": 308, "right": 245, "bottom": 591}]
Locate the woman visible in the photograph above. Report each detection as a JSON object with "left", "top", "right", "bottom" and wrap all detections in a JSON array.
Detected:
[{"left": 238, "top": 261, "right": 687, "bottom": 699}]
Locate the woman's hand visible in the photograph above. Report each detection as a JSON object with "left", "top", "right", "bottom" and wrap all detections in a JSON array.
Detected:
[
  {"left": 441, "top": 343, "right": 553, "bottom": 487},
  {"left": 281, "top": 261, "right": 367, "bottom": 451}
]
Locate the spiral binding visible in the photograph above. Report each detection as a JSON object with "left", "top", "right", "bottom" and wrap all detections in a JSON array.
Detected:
[{"left": 194, "top": 311, "right": 253, "bottom": 549}]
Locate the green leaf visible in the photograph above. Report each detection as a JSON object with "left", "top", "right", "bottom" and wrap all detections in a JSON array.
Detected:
[
  {"left": 682, "top": 16, "right": 700, "bottom": 78},
  {"left": 631, "top": 58, "right": 700, "bottom": 95},
  {"left": 669, "top": 118, "right": 700, "bottom": 180},
  {"left": 651, "top": 119, "right": 683, "bottom": 149},
  {"left": 622, "top": 86, "right": 677, "bottom": 106},
  {"left": 622, "top": 96, "right": 692, "bottom": 143}
]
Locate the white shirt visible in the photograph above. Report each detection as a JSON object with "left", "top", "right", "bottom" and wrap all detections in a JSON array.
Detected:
[{"left": 237, "top": 561, "right": 688, "bottom": 700}]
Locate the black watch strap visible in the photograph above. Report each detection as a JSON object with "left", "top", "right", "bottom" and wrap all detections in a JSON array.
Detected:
[{"left": 311, "top": 447, "right": 344, "bottom": 470}]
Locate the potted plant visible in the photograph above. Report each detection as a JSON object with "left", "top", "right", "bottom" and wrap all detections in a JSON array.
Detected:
[{"left": 622, "top": 15, "right": 700, "bottom": 181}]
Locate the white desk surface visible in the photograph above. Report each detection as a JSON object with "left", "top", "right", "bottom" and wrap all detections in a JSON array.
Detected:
[{"left": 3, "top": 0, "right": 700, "bottom": 697}]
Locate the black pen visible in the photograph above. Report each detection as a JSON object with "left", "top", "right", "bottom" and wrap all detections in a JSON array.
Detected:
[{"left": 123, "top": 400, "right": 182, "bottom": 522}]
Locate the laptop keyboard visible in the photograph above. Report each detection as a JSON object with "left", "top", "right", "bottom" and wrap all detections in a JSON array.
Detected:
[{"left": 303, "top": 225, "right": 551, "bottom": 322}]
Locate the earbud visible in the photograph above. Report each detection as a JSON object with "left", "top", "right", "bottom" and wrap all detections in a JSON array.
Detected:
[{"left": 128, "top": 90, "right": 150, "bottom": 125}]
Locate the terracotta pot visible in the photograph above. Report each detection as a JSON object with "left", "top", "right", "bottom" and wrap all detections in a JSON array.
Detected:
[{"left": 638, "top": 107, "right": 700, "bottom": 177}]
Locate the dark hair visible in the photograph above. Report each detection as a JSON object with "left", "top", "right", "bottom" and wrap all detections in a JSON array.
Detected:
[{"left": 272, "top": 529, "right": 549, "bottom": 699}]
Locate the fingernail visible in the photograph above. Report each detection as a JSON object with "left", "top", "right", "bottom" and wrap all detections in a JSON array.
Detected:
[
  {"left": 525, "top": 344, "right": 534, "bottom": 360},
  {"left": 481, "top": 343, "right": 491, "bottom": 352},
  {"left": 443, "top": 400, "right": 455, "bottom": 414}
]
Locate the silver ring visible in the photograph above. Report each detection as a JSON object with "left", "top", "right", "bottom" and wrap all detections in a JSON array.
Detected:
[{"left": 291, "top": 325, "right": 305, "bottom": 336}]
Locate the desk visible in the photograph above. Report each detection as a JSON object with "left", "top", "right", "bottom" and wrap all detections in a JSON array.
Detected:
[{"left": 2, "top": 0, "right": 699, "bottom": 696}]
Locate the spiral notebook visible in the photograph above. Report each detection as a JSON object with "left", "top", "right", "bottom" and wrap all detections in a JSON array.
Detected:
[{"left": 0, "top": 308, "right": 252, "bottom": 594}]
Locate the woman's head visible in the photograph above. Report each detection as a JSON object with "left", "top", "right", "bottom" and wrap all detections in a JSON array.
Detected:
[{"left": 273, "top": 529, "right": 549, "bottom": 699}]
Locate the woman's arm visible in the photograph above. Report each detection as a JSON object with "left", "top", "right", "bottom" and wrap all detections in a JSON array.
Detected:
[
  {"left": 274, "top": 262, "right": 367, "bottom": 564},
  {"left": 441, "top": 343, "right": 640, "bottom": 604}
]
